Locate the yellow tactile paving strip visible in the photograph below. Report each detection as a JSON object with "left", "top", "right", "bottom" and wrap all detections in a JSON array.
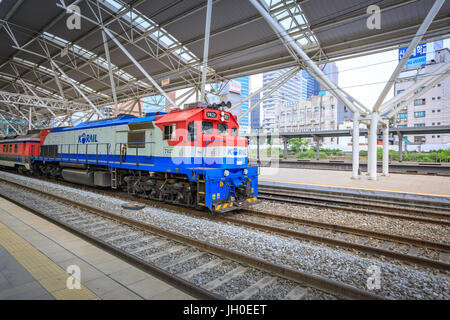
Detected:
[{"left": 0, "top": 221, "right": 100, "bottom": 300}]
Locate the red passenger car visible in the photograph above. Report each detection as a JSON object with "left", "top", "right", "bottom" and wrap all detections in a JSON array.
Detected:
[{"left": 0, "top": 131, "right": 42, "bottom": 172}]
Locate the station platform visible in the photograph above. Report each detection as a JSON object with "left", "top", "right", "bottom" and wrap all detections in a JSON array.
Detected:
[
  {"left": 250, "top": 159, "right": 450, "bottom": 176},
  {"left": 259, "top": 168, "right": 450, "bottom": 204},
  {"left": 0, "top": 197, "right": 193, "bottom": 300}
]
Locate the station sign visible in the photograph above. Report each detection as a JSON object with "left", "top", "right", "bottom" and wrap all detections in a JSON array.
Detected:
[
  {"left": 398, "top": 43, "right": 427, "bottom": 67},
  {"left": 161, "top": 78, "right": 170, "bottom": 86},
  {"left": 229, "top": 80, "right": 242, "bottom": 94}
]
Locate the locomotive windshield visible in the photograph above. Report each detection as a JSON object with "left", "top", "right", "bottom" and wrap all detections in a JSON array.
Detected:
[
  {"left": 202, "top": 121, "right": 213, "bottom": 134},
  {"left": 217, "top": 123, "right": 228, "bottom": 135},
  {"left": 187, "top": 122, "right": 197, "bottom": 142}
]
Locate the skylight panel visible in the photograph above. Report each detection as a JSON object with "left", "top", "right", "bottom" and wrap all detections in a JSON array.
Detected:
[{"left": 98, "top": 0, "right": 200, "bottom": 64}]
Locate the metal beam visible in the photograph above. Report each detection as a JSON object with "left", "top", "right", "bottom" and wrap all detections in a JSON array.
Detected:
[
  {"left": 373, "top": 0, "right": 445, "bottom": 112},
  {"left": 103, "top": 27, "right": 177, "bottom": 109},
  {"left": 0, "top": 113, "right": 22, "bottom": 135},
  {"left": 380, "top": 62, "right": 450, "bottom": 114},
  {"left": 230, "top": 66, "right": 299, "bottom": 112},
  {"left": 49, "top": 59, "right": 104, "bottom": 118},
  {"left": 200, "top": 0, "right": 213, "bottom": 103},
  {"left": 238, "top": 66, "right": 300, "bottom": 121},
  {"left": 387, "top": 71, "right": 448, "bottom": 119},
  {"left": 248, "top": 0, "right": 367, "bottom": 116},
  {"left": 102, "top": 30, "right": 119, "bottom": 116}
]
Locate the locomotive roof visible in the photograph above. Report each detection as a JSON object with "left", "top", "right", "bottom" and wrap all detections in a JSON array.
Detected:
[
  {"left": 51, "top": 113, "right": 166, "bottom": 132},
  {"left": 49, "top": 107, "right": 235, "bottom": 132},
  {"left": 0, "top": 132, "right": 41, "bottom": 143},
  {"left": 155, "top": 108, "right": 204, "bottom": 124}
]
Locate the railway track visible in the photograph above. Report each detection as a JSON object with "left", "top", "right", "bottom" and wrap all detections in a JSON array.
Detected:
[
  {"left": 232, "top": 210, "right": 450, "bottom": 271},
  {"left": 1, "top": 170, "right": 449, "bottom": 274},
  {"left": 258, "top": 185, "right": 450, "bottom": 226},
  {"left": 0, "top": 177, "right": 383, "bottom": 300}
]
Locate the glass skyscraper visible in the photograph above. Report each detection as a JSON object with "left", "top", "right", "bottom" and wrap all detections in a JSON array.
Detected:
[{"left": 262, "top": 63, "right": 338, "bottom": 130}]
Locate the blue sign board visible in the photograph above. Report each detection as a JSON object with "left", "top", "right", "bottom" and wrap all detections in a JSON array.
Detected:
[{"left": 398, "top": 43, "right": 427, "bottom": 67}]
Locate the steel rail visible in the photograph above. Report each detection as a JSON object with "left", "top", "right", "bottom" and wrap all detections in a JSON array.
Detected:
[
  {"left": 241, "top": 209, "right": 450, "bottom": 252},
  {"left": 258, "top": 189, "right": 450, "bottom": 226},
  {"left": 258, "top": 185, "right": 450, "bottom": 216},
  {"left": 0, "top": 180, "right": 221, "bottom": 300},
  {"left": 1, "top": 170, "right": 448, "bottom": 272},
  {"left": 0, "top": 176, "right": 384, "bottom": 300},
  {"left": 212, "top": 216, "right": 450, "bottom": 272}
]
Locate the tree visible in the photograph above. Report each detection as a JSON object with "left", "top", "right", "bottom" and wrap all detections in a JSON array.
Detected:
[
  {"left": 288, "top": 138, "right": 308, "bottom": 153},
  {"left": 389, "top": 117, "right": 394, "bottom": 128}
]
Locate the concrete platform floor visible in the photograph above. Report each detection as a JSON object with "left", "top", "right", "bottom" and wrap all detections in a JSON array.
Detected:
[
  {"left": 0, "top": 197, "right": 194, "bottom": 300},
  {"left": 260, "top": 167, "right": 450, "bottom": 197}
]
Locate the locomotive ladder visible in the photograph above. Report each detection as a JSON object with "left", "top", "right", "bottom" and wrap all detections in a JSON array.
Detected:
[
  {"left": 111, "top": 168, "right": 118, "bottom": 189},
  {"left": 197, "top": 174, "right": 206, "bottom": 206}
]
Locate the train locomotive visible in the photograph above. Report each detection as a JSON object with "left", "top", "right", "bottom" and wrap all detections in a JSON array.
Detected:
[{"left": 0, "top": 103, "right": 258, "bottom": 212}]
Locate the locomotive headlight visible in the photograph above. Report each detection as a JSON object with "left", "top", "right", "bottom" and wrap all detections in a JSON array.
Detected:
[
  {"left": 221, "top": 117, "right": 225, "bottom": 121},
  {"left": 243, "top": 169, "right": 248, "bottom": 175},
  {"left": 221, "top": 111, "right": 224, "bottom": 116},
  {"left": 224, "top": 170, "right": 229, "bottom": 177}
]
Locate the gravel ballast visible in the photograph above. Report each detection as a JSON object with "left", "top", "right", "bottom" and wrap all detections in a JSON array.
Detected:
[{"left": 0, "top": 171, "right": 448, "bottom": 299}]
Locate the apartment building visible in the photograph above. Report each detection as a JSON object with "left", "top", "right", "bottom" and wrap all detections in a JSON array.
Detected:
[{"left": 394, "top": 48, "right": 449, "bottom": 145}]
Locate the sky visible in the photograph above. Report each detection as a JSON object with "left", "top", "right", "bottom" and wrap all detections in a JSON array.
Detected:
[{"left": 250, "top": 38, "right": 450, "bottom": 110}]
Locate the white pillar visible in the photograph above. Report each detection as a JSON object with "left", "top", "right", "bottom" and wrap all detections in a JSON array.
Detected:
[
  {"left": 382, "top": 125, "right": 389, "bottom": 176},
  {"left": 351, "top": 111, "right": 360, "bottom": 179},
  {"left": 368, "top": 112, "right": 379, "bottom": 180}
]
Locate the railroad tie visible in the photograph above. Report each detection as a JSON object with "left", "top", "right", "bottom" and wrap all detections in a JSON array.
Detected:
[
  {"left": 131, "top": 239, "right": 169, "bottom": 255},
  {"left": 144, "top": 245, "right": 185, "bottom": 261},
  {"left": 161, "top": 252, "right": 205, "bottom": 270},
  {"left": 178, "top": 259, "right": 224, "bottom": 280},
  {"left": 231, "top": 276, "right": 278, "bottom": 300},
  {"left": 203, "top": 266, "right": 248, "bottom": 291},
  {"left": 407, "top": 246, "right": 419, "bottom": 256},
  {"left": 118, "top": 236, "right": 159, "bottom": 250},
  {"left": 439, "top": 252, "right": 450, "bottom": 264},
  {"left": 284, "top": 286, "right": 308, "bottom": 300}
]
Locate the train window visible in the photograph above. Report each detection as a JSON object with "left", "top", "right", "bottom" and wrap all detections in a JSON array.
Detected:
[
  {"left": 9, "top": 144, "right": 12, "bottom": 152},
  {"left": 202, "top": 121, "right": 213, "bottom": 134},
  {"left": 231, "top": 127, "right": 238, "bottom": 136},
  {"left": 187, "top": 122, "right": 197, "bottom": 142},
  {"left": 217, "top": 123, "right": 228, "bottom": 135},
  {"left": 14, "top": 144, "right": 18, "bottom": 153},
  {"left": 163, "top": 124, "right": 176, "bottom": 140},
  {"left": 128, "top": 131, "right": 145, "bottom": 148},
  {"left": 2, "top": 145, "right": 4, "bottom": 152}
]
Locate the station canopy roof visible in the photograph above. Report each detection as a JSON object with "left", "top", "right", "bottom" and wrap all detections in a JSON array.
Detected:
[{"left": 0, "top": 0, "right": 449, "bottom": 123}]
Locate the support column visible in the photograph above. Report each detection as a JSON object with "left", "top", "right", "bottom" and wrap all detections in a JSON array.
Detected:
[
  {"left": 398, "top": 133, "right": 403, "bottom": 162},
  {"left": 257, "top": 135, "right": 260, "bottom": 166},
  {"left": 368, "top": 113, "right": 379, "bottom": 180},
  {"left": 351, "top": 111, "right": 360, "bottom": 179},
  {"left": 315, "top": 137, "right": 320, "bottom": 160},
  {"left": 382, "top": 125, "right": 389, "bottom": 176},
  {"left": 283, "top": 137, "right": 288, "bottom": 159}
]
